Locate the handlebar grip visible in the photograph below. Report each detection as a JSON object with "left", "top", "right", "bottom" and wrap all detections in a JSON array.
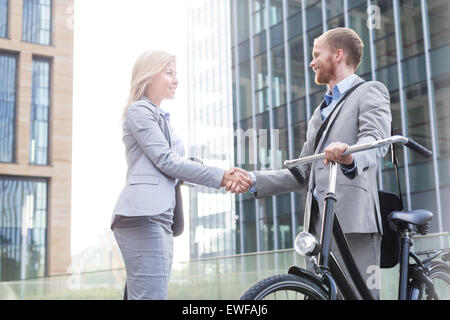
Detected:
[{"left": 405, "top": 138, "right": 433, "bottom": 158}]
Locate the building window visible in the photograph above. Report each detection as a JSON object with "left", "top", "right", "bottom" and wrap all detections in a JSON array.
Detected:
[
  {"left": 253, "top": 0, "right": 267, "bottom": 35},
  {"left": 0, "top": 52, "right": 17, "bottom": 163},
  {"left": 0, "top": 0, "right": 8, "bottom": 38},
  {"left": 30, "top": 57, "right": 51, "bottom": 165},
  {"left": 0, "top": 176, "right": 48, "bottom": 281},
  {"left": 22, "top": 0, "right": 52, "bottom": 45}
]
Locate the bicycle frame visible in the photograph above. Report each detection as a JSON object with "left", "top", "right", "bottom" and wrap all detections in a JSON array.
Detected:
[
  {"left": 314, "top": 162, "right": 375, "bottom": 300},
  {"left": 405, "top": 240, "right": 450, "bottom": 300},
  {"left": 285, "top": 135, "right": 436, "bottom": 300},
  {"left": 398, "top": 226, "right": 413, "bottom": 300}
]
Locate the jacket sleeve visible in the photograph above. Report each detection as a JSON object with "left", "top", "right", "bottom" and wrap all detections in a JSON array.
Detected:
[
  {"left": 126, "top": 104, "right": 224, "bottom": 189},
  {"left": 352, "top": 81, "right": 392, "bottom": 177}
]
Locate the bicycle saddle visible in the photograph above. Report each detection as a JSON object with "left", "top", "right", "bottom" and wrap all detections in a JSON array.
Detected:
[{"left": 388, "top": 210, "right": 433, "bottom": 235}]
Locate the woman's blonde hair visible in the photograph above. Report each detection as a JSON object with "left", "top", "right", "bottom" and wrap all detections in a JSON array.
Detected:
[{"left": 122, "top": 49, "right": 176, "bottom": 120}]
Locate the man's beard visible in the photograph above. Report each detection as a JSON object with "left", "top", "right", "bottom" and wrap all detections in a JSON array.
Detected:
[{"left": 315, "top": 60, "right": 336, "bottom": 85}]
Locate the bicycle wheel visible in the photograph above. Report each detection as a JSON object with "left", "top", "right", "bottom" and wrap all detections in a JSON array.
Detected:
[
  {"left": 419, "top": 264, "right": 450, "bottom": 300},
  {"left": 240, "top": 274, "right": 329, "bottom": 300}
]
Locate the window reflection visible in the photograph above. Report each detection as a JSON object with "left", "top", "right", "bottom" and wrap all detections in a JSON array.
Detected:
[
  {"left": 434, "top": 73, "right": 450, "bottom": 160},
  {"left": 325, "top": 0, "right": 344, "bottom": 21},
  {"left": 0, "top": 52, "right": 16, "bottom": 163},
  {"left": 254, "top": 53, "right": 269, "bottom": 113},
  {"left": 348, "top": 3, "right": 372, "bottom": 76},
  {"left": 276, "top": 193, "right": 292, "bottom": 249},
  {"left": 327, "top": 14, "right": 346, "bottom": 30},
  {"left": 253, "top": 0, "right": 267, "bottom": 34},
  {"left": 22, "top": 0, "right": 52, "bottom": 45},
  {"left": 308, "top": 26, "right": 327, "bottom": 96},
  {"left": 0, "top": 177, "right": 47, "bottom": 281},
  {"left": 242, "top": 199, "right": 257, "bottom": 253},
  {"left": 271, "top": 45, "right": 286, "bottom": 108},
  {"left": 404, "top": 81, "right": 436, "bottom": 195},
  {"left": 400, "top": 0, "right": 424, "bottom": 59},
  {"left": 287, "top": 0, "right": 302, "bottom": 17},
  {"left": 239, "top": 61, "right": 253, "bottom": 120},
  {"left": 372, "top": 0, "right": 397, "bottom": 69},
  {"left": 0, "top": 0, "right": 7, "bottom": 38},
  {"left": 306, "top": 0, "right": 323, "bottom": 31},
  {"left": 270, "top": 0, "right": 283, "bottom": 26},
  {"left": 270, "top": 22, "right": 284, "bottom": 48},
  {"left": 428, "top": 0, "right": 450, "bottom": 49},
  {"left": 30, "top": 58, "right": 51, "bottom": 166},
  {"left": 347, "top": 0, "right": 366, "bottom": 10},
  {"left": 289, "top": 36, "right": 306, "bottom": 101},
  {"left": 258, "top": 197, "right": 274, "bottom": 251},
  {"left": 287, "top": 10, "right": 302, "bottom": 39},
  {"left": 236, "top": 0, "right": 250, "bottom": 42},
  {"left": 382, "top": 90, "right": 408, "bottom": 196}
]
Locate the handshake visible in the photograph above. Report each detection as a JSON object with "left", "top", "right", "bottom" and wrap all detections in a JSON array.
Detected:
[{"left": 220, "top": 168, "right": 254, "bottom": 194}]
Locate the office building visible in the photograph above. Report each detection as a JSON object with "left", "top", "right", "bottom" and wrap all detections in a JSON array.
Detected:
[
  {"left": 186, "top": 0, "right": 236, "bottom": 259},
  {"left": 0, "top": 0, "right": 73, "bottom": 280}
]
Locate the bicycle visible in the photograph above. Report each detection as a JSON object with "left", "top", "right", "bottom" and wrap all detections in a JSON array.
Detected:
[{"left": 240, "top": 135, "right": 450, "bottom": 300}]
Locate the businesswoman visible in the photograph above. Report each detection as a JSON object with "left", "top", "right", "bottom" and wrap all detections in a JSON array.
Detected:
[{"left": 111, "top": 50, "right": 251, "bottom": 300}]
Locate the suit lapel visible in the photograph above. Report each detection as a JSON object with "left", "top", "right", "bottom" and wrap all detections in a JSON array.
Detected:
[
  {"left": 308, "top": 107, "right": 324, "bottom": 155},
  {"left": 158, "top": 114, "right": 172, "bottom": 148},
  {"left": 140, "top": 98, "right": 173, "bottom": 148},
  {"left": 314, "top": 76, "right": 365, "bottom": 153}
]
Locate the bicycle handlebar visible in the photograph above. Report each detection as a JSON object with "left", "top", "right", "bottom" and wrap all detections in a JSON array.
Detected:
[
  {"left": 404, "top": 137, "right": 433, "bottom": 159},
  {"left": 284, "top": 135, "right": 432, "bottom": 168}
]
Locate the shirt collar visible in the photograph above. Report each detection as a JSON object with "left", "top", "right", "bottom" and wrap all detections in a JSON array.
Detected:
[
  {"left": 323, "top": 74, "right": 358, "bottom": 107},
  {"left": 142, "top": 96, "right": 170, "bottom": 122}
]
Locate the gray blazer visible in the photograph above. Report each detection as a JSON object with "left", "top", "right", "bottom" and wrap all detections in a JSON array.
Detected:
[
  {"left": 111, "top": 97, "right": 224, "bottom": 227},
  {"left": 253, "top": 76, "right": 392, "bottom": 234}
]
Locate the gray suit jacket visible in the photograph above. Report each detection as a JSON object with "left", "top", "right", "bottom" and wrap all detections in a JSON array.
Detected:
[
  {"left": 111, "top": 97, "right": 224, "bottom": 227},
  {"left": 253, "top": 76, "right": 392, "bottom": 234}
]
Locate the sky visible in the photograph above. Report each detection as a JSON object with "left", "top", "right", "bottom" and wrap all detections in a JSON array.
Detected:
[{"left": 72, "top": 0, "right": 190, "bottom": 263}]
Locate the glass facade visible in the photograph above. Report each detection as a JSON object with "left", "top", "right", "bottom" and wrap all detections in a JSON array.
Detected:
[
  {"left": 187, "top": 0, "right": 236, "bottom": 259},
  {"left": 0, "top": 0, "right": 7, "bottom": 38},
  {"left": 0, "top": 52, "right": 17, "bottom": 163},
  {"left": 30, "top": 57, "right": 51, "bottom": 166},
  {"left": 22, "top": 0, "right": 52, "bottom": 45},
  {"left": 0, "top": 176, "right": 47, "bottom": 281}
]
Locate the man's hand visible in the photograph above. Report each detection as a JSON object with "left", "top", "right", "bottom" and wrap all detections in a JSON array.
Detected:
[
  {"left": 221, "top": 167, "right": 253, "bottom": 194},
  {"left": 324, "top": 141, "right": 354, "bottom": 165}
]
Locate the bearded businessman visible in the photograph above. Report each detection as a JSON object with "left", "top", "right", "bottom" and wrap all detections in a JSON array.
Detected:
[{"left": 227, "top": 27, "right": 392, "bottom": 299}]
